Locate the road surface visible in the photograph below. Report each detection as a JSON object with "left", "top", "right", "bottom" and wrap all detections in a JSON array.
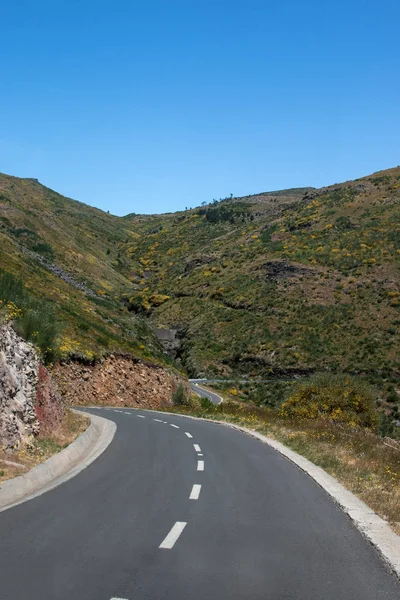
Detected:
[
  {"left": 189, "top": 380, "right": 223, "bottom": 404},
  {"left": 0, "top": 407, "right": 399, "bottom": 600}
]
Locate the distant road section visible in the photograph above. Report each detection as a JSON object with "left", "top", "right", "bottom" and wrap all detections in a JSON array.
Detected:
[{"left": 189, "top": 380, "right": 223, "bottom": 405}]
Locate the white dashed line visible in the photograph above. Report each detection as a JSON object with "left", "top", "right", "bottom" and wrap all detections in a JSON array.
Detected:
[
  {"left": 198, "top": 453, "right": 203, "bottom": 456},
  {"left": 153, "top": 419, "right": 163, "bottom": 422},
  {"left": 170, "top": 424, "right": 179, "bottom": 429},
  {"left": 137, "top": 415, "right": 145, "bottom": 419},
  {"left": 197, "top": 460, "right": 204, "bottom": 471},
  {"left": 163, "top": 421, "right": 168, "bottom": 424},
  {"left": 189, "top": 484, "right": 201, "bottom": 500},
  {"left": 193, "top": 444, "right": 201, "bottom": 452},
  {"left": 185, "top": 432, "right": 193, "bottom": 438},
  {"left": 159, "top": 521, "right": 187, "bottom": 549},
  {"left": 110, "top": 597, "right": 128, "bottom": 599},
  {"left": 124, "top": 412, "right": 131, "bottom": 415}
]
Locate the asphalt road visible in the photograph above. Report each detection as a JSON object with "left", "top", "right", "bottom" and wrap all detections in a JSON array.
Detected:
[
  {"left": 189, "top": 381, "right": 223, "bottom": 404},
  {"left": 0, "top": 407, "right": 399, "bottom": 600}
]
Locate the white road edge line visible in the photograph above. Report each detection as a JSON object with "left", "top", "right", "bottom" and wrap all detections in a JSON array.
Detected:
[
  {"left": 189, "top": 484, "right": 201, "bottom": 500},
  {"left": 185, "top": 432, "right": 193, "bottom": 438},
  {"left": 159, "top": 521, "right": 187, "bottom": 549},
  {"left": 170, "top": 424, "right": 179, "bottom": 429},
  {"left": 193, "top": 444, "right": 201, "bottom": 452},
  {"left": 197, "top": 460, "right": 204, "bottom": 471}
]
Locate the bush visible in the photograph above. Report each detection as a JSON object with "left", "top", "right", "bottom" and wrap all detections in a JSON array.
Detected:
[
  {"left": 0, "top": 270, "right": 61, "bottom": 362},
  {"left": 172, "top": 384, "right": 201, "bottom": 409},
  {"left": 172, "top": 383, "right": 186, "bottom": 405},
  {"left": 280, "top": 372, "right": 378, "bottom": 429}
]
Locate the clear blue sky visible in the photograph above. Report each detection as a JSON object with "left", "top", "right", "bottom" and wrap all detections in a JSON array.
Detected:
[{"left": 1, "top": 0, "right": 399, "bottom": 215}]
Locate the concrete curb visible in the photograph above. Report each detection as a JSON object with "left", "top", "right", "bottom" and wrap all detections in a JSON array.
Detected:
[
  {"left": 139, "top": 406, "right": 400, "bottom": 578},
  {"left": 0, "top": 411, "right": 116, "bottom": 513}
]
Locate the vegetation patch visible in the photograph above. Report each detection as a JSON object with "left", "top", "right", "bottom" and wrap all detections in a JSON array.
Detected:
[
  {"left": 280, "top": 372, "right": 378, "bottom": 429},
  {"left": 0, "top": 270, "right": 60, "bottom": 362}
]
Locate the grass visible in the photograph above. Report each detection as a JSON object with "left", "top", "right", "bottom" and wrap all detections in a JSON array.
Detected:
[
  {"left": 163, "top": 396, "right": 400, "bottom": 535},
  {"left": 0, "top": 409, "right": 89, "bottom": 484},
  {"left": 0, "top": 270, "right": 61, "bottom": 362}
]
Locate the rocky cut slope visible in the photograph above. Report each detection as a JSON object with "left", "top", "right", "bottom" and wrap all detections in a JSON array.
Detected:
[{"left": 0, "top": 323, "right": 63, "bottom": 449}]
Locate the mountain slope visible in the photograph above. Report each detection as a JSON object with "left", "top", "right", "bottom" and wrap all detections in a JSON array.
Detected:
[
  {"left": 120, "top": 167, "right": 400, "bottom": 377},
  {"left": 0, "top": 173, "right": 162, "bottom": 361},
  {"left": 1, "top": 167, "right": 399, "bottom": 379}
]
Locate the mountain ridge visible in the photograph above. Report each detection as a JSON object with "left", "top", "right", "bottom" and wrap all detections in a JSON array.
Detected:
[{"left": 0, "top": 166, "right": 399, "bottom": 381}]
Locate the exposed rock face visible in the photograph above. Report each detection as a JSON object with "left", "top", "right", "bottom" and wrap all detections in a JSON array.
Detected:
[
  {"left": 35, "top": 364, "right": 64, "bottom": 436},
  {"left": 52, "top": 356, "right": 184, "bottom": 409},
  {"left": 154, "top": 328, "right": 182, "bottom": 358},
  {"left": 0, "top": 324, "right": 40, "bottom": 449},
  {"left": 0, "top": 323, "right": 64, "bottom": 450}
]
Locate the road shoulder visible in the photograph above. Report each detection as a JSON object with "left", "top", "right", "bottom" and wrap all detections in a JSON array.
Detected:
[{"left": 0, "top": 410, "right": 116, "bottom": 512}]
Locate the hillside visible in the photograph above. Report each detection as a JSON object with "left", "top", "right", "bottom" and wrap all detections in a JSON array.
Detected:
[
  {"left": 0, "top": 173, "right": 164, "bottom": 362},
  {"left": 1, "top": 167, "right": 399, "bottom": 381},
  {"left": 120, "top": 167, "right": 400, "bottom": 378}
]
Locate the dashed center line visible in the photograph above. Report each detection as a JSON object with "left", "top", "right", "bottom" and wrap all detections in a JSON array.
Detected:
[
  {"left": 197, "top": 460, "right": 204, "bottom": 471},
  {"left": 137, "top": 415, "right": 145, "bottom": 419},
  {"left": 153, "top": 418, "right": 163, "bottom": 422},
  {"left": 193, "top": 444, "right": 201, "bottom": 452},
  {"left": 124, "top": 412, "right": 131, "bottom": 415},
  {"left": 159, "top": 521, "right": 187, "bottom": 549},
  {"left": 189, "top": 484, "right": 201, "bottom": 500},
  {"left": 170, "top": 424, "right": 179, "bottom": 429},
  {"left": 198, "top": 453, "right": 203, "bottom": 456},
  {"left": 185, "top": 432, "right": 193, "bottom": 438},
  {"left": 110, "top": 597, "right": 128, "bottom": 600}
]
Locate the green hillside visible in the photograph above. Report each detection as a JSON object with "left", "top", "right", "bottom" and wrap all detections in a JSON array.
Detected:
[
  {"left": 119, "top": 167, "right": 400, "bottom": 378},
  {"left": 0, "top": 173, "right": 163, "bottom": 362},
  {"left": 1, "top": 167, "right": 399, "bottom": 380}
]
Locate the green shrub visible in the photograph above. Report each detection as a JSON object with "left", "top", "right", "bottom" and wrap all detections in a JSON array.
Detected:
[
  {"left": 172, "top": 384, "right": 201, "bottom": 409},
  {"left": 172, "top": 383, "right": 187, "bottom": 405},
  {"left": 281, "top": 372, "right": 378, "bottom": 429},
  {"left": 0, "top": 270, "right": 61, "bottom": 362}
]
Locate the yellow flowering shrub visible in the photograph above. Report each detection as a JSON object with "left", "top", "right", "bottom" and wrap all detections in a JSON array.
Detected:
[{"left": 280, "top": 373, "right": 378, "bottom": 429}]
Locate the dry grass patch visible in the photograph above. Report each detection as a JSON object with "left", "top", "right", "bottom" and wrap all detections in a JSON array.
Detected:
[{"left": 0, "top": 409, "right": 89, "bottom": 484}]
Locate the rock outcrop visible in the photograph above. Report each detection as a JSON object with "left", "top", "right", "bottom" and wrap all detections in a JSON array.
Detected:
[
  {"left": 0, "top": 323, "right": 40, "bottom": 449},
  {"left": 0, "top": 323, "right": 64, "bottom": 450}
]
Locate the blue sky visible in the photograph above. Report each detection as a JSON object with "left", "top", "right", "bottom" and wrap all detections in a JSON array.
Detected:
[{"left": 1, "top": 0, "right": 399, "bottom": 215}]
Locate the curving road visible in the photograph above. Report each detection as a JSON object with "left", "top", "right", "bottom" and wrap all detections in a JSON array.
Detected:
[
  {"left": 189, "top": 380, "right": 223, "bottom": 404},
  {"left": 0, "top": 407, "right": 399, "bottom": 599}
]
